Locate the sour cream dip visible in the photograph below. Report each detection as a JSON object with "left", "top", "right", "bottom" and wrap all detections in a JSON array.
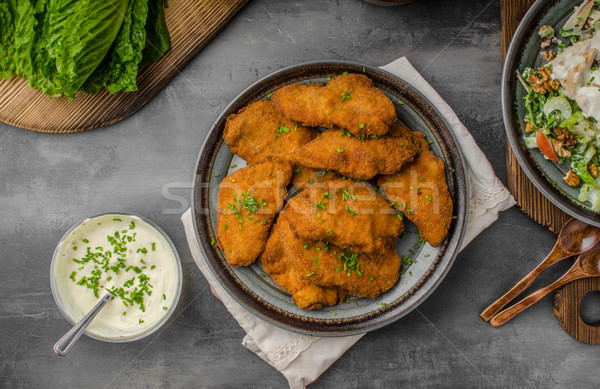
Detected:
[{"left": 50, "top": 214, "right": 182, "bottom": 341}]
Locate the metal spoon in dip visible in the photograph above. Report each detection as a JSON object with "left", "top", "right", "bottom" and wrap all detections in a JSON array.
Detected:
[
  {"left": 53, "top": 293, "right": 112, "bottom": 356},
  {"left": 480, "top": 218, "right": 600, "bottom": 321}
]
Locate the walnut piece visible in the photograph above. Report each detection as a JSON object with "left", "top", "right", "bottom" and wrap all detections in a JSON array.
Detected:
[
  {"left": 589, "top": 164, "right": 599, "bottom": 178},
  {"left": 540, "top": 50, "right": 556, "bottom": 61},
  {"left": 529, "top": 67, "right": 560, "bottom": 94},
  {"left": 525, "top": 122, "right": 536, "bottom": 133},
  {"left": 554, "top": 127, "right": 577, "bottom": 148},
  {"left": 541, "top": 36, "right": 558, "bottom": 49},
  {"left": 551, "top": 138, "right": 572, "bottom": 158},
  {"left": 564, "top": 169, "right": 581, "bottom": 187}
]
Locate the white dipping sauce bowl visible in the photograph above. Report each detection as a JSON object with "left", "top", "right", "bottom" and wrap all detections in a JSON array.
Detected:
[{"left": 50, "top": 213, "right": 183, "bottom": 343}]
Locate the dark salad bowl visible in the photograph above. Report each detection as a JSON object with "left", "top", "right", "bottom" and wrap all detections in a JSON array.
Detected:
[{"left": 502, "top": 0, "right": 600, "bottom": 227}]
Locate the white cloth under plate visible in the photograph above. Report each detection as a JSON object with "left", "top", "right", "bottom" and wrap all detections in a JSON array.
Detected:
[{"left": 180, "top": 56, "right": 516, "bottom": 388}]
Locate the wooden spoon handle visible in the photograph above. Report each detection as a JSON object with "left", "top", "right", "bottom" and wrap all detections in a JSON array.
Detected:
[
  {"left": 490, "top": 264, "right": 587, "bottom": 327},
  {"left": 480, "top": 243, "right": 570, "bottom": 321}
]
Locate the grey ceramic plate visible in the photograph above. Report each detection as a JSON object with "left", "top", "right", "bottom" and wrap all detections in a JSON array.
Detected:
[
  {"left": 503, "top": 0, "right": 600, "bottom": 226},
  {"left": 192, "top": 61, "right": 468, "bottom": 336}
]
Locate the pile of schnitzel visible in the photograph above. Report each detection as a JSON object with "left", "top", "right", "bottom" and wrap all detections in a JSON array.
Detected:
[{"left": 213, "top": 73, "right": 454, "bottom": 310}]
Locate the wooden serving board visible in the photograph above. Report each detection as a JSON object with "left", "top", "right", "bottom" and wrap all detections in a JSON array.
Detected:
[
  {"left": 554, "top": 278, "right": 600, "bottom": 344},
  {"left": 503, "top": 0, "right": 600, "bottom": 345},
  {"left": 0, "top": 0, "right": 249, "bottom": 133},
  {"left": 501, "top": 0, "right": 570, "bottom": 234}
]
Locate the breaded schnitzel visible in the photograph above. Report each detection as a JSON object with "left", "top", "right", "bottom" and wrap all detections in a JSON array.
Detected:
[
  {"left": 259, "top": 219, "right": 348, "bottom": 310},
  {"left": 284, "top": 179, "right": 403, "bottom": 253},
  {"left": 278, "top": 212, "right": 401, "bottom": 298},
  {"left": 271, "top": 73, "right": 396, "bottom": 137},
  {"left": 287, "top": 124, "right": 419, "bottom": 180},
  {"left": 378, "top": 132, "right": 453, "bottom": 247},
  {"left": 223, "top": 100, "right": 316, "bottom": 164},
  {"left": 290, "top": 165, "right": 339, "bottom": 192},
  {"left": 216, "top": 157, "right": 293, "bottom": 267}
]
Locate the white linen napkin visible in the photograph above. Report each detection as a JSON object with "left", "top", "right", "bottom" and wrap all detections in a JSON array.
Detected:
[{"left": 180, "top": 57, "right": 515, "bottom": 389}]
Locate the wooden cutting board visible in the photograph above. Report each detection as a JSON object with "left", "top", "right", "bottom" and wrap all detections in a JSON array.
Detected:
[
  {"left": 502, "top": 0, "right": 600, "bottom": 345},
  {"left": 0, "top": 0, "right": 249, "bottom": 133}
]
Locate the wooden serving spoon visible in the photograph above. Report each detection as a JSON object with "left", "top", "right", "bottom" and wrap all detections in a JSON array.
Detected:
[
  {"left": 480, "top": 218, "right": 600, "bottom": 322},
  {"left": 490, "top": 241, "right": 600, "bottom": 327}
]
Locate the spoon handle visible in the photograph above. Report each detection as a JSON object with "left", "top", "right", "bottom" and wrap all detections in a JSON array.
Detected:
[
  {"left": 480, "top": 242, "right": 569, "bottom": 321},
  {"left": 53, "top": 294, "right": 112, "bottom": 356},
  {"left": 489, "top": 263, "right": 587, "bottom": 327}
]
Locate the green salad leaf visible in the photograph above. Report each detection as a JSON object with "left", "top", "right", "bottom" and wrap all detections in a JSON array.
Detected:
[
  {"left": 0, "top": 0, "right": 17, "bottom": 78},
  {"left": 12, "top": 0, "right": 44, "bottom": 79},
  {"left": 1, "top": 0, "right": 170, "bottom": 98},
  {"left": 572, "top": 146, "right": 597, "bottom": 185},
  {"left": 82, "top": 0, "right": 169, "bottom": 94},
  {"left": 139, "top": 0, "right": 170, "bottom": 67},
  {"left": 559, "top": 111, "right": 585, "bottom": 129},
  {"left": 29, "top": 0, "right": 130, "bottom": 97},
  {"left": 105, "top": 0, "right": 149, "bottom": 93}
]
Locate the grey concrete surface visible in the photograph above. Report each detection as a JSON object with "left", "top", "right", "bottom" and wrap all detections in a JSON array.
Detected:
[{"left": 1, "top": 0, "right": 599, "bottom": 388}]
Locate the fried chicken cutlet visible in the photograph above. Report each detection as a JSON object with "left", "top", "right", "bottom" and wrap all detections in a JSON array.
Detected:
[
  {"left": 378, "top": 132, "right": 453, "bottom": 247},
  {"left": 271, "top": 73, "right": 396, "bottom": 137},
  {"left": 287, "top": 124, "right": 419, "bottom": 180},
  {"left": 279, "top": 212, "right": 401, "bottom": 298},
  {"left": 290, "top": 166, "right": 339, "bottom": 192},
  {"left": 216, "top": 157, "right": 292, "bottom": 267},
  {"left": 223, "top": 100, "right": 316, "bottom": 164},
  {"left": 259, "top": 219, "right": 348, "bottom": 310},
  {"left": 284, "top": 179, "right": 403, "bottom": 253}
]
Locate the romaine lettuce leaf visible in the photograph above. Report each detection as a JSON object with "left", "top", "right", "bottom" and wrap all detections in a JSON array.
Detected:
[
  {"left": 139, "top": 0, "right": 170, "bottom": 67},
  {"left": 2, "top": 0, "right": 170, "bottom": 97},
  {"left": 83, "top": 0, "right": 171, "bottom": 94},
  {"left": 0, "top": 0, "right": 17, "bottom": 78},
  {"left": 29, "top": 0, "right": 129, "bottom": 98},
  {"left": 104, "top": 0, "right": 149, "bottom": 93},
  {"left": 13, "top": 0, "right": 46, "bottom": 79}
]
